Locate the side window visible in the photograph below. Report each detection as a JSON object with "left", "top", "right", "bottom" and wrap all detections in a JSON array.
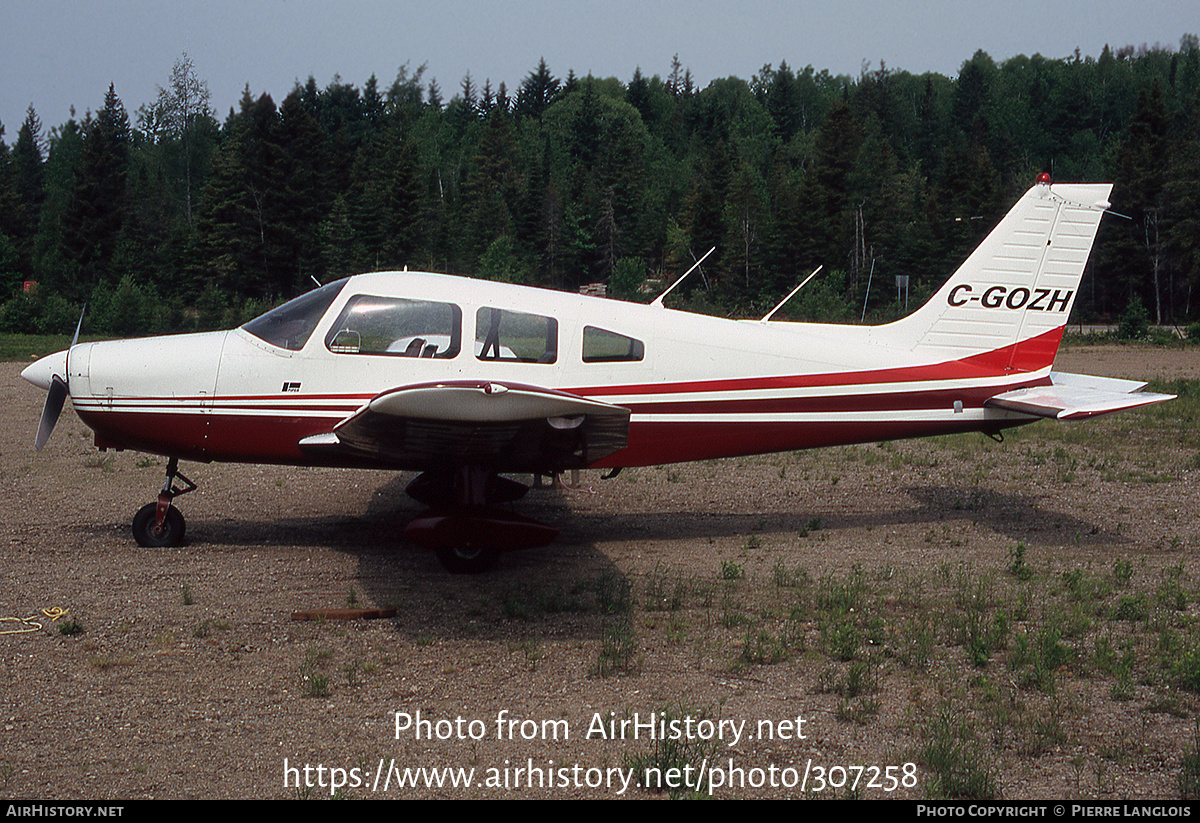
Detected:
[
  {"left": 582, "top": 326, "right": 644, "bottom": 362},
  {"left": 475, "top": 307, "right": 558, "bottom": 363},
  {"left": 325, "top": 295, "right": 461, "bottom": 358}
]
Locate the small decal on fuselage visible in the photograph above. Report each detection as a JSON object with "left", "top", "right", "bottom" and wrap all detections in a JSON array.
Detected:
[
  {"left": 282, "top": 382, "right": 302, "bottom": 392},
  {"left": 947, "top": 285, "right": 1073, "bottom": 311}
]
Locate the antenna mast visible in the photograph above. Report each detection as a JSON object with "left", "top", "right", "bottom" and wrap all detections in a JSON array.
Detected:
[{"left": 651, "top": 247, "right": 716, "bottom": 308}]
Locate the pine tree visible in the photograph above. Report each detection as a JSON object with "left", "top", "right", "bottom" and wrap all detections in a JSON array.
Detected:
[
  {"left": 11, "top": 106, "right": 45, "bottom": 275},
  {"left": 516, "top": 59, "right": 559, "bottom": 120},
  {"left": 63, "top": 85, "right": 131, "bottom": 295}
]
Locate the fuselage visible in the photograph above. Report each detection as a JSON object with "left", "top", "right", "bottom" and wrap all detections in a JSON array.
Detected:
[{"left": 30, "top": 269, "right": 1045, "bottom": 470}]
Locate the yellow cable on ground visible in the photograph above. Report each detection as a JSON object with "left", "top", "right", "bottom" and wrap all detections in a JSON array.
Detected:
[{"left": 0, "top": 607, "right": 70, "bottom": 635}]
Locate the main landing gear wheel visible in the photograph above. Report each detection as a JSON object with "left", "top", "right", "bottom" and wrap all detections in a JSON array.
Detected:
[
  {"left": 404, "top": 467, "right": 560, "bottom": 574},
  {"left": 132, "top": 502, "right": 186, "bottom": 547},
  {"left": 434, "top": 544, "right": 501, "bottom": 575}
]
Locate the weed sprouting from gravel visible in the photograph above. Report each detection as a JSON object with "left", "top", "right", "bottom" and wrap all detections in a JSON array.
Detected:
[
  {"left": 300, "top": 646, "right": 333, "bottom": 698},
  {"left": 622, "top": 702, "right": 719, "bottom": 798},
  {"left": 56, "top": 618, "right": 83, "bottom": 636},
  {"left": 913, "top": 703, "right": 1002, "bottom": 800}
]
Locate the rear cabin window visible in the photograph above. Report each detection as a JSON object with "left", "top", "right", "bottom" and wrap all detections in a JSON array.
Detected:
[
  {"left": 475, "top": 307, "right": 557, "bottom": 363},
  {"left": 582, "top": 326, "right": 644, "bottom": 362},
  {"left": 325, "top": 295, "right": 461, "bottom": 358}
]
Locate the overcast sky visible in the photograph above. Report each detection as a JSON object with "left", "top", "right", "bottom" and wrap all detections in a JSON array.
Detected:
[{"left": 1, "top": 0, "right": 1196, "bottom": 141}]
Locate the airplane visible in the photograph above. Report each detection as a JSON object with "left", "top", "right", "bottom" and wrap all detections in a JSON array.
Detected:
[{"left": 21, "top": 176, "right": 1175, "bottom": 573}]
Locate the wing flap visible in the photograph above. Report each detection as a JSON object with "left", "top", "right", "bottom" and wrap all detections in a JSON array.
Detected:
[
  {"left": 300, "top": 381, "right": 630, "bottom": 472},
  {"left": 985, "top": 371, "right": 1175, "bottom": 420}
]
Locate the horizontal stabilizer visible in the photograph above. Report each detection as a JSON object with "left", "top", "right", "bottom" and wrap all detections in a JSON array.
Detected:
[{"left": 985, "top": 371, "right": 1175, "bottom": 420}]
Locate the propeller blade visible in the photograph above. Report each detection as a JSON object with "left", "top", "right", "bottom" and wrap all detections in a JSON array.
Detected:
[
  {"left": 31, "top": 306, "right": 84, "bottom": 450},
  {"left": 35, "top": 375, "right": 68, "bottom": 451},
  {"left": 71, "top": 306, "right": 84, "bottom": 347}
]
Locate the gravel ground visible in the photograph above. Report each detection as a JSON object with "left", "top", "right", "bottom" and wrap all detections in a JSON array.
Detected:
[{"left": 1, "top": 345, "right": 1198, "bottom": 800}]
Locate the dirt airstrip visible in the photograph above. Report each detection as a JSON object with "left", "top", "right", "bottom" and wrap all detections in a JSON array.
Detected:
[{"left": 1, "top": 345, "right": 1199, "bottom": 799}]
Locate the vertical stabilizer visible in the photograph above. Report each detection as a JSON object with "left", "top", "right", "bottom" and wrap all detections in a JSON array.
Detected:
[{"left": 882, "top": 180, "right": 1112, "bottom": 372}]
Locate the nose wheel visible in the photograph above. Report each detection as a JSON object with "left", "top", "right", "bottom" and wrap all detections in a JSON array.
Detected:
[
  {"left": 132, "top": 502, "right": 186, "bottom": 547},
  {"left": 132, "top": 457, "right": 195, "bottom": 548}
]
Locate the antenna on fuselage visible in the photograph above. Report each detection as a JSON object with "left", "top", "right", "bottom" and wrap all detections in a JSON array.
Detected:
[
  {"left": 759, "top": 266, "right": 824, "bottom": 322},
  {"left": 651, "top": 246, "right": 716, "bottom": 308}
]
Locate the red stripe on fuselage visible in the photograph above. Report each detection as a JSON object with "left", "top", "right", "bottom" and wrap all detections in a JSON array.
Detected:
[
  {"left": 75, "top": 327, "right": 1059, "bottom": 466},
  {"left": 563, "top": 327, "right": 1062, "bottom": 398}
]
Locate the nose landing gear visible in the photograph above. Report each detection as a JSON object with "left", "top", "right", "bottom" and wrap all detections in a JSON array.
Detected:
[{"left": 132, "top": 457, "right": 196, "bottom": 548}]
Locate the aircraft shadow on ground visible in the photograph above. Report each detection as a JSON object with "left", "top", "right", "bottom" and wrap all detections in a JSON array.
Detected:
[
  {"left": 69, "top": 476, "right": 1126, "bottom": 558},
  {"left": 65, "top": 478, "right": 1126, "bottom": 641},
  {"left": 559, "top": 484, "right": 1128, "bottom": 551}
]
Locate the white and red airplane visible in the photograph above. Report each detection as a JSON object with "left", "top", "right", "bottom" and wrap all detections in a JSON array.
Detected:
[{"left": 22, "top": 177, "right": 1174, "bottom": 572}]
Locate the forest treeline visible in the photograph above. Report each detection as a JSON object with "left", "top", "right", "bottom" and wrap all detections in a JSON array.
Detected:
[{"left": 1, "top": 38, "right": 1198, "bottom": 336}]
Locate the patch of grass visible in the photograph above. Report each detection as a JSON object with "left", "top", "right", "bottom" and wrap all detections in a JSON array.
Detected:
[
  {"left": 1179, "top": 721, "right": 1200, "bottom": 800},
  {"left": 720, "top": 560, "right": 744, "bottom": 580},
  {"left": 89, "top": 654, "right": 133, "bottom": 670},
  {"left": 574, "top": 573, "right": 632, "bottom": 615},
  {"left": 1060, "top": 567, "right": 1110, "bottom": 603},
  {"left": 819, "top": 611, "right": 862, "bottom": 661},
  {"left": 501, "top": 582, "right": 587, "bottom": 618},
  {"left": 623, "top": 703, "right": 718, "bottom": 798},
  {"left": 1007, "top": 542, "right": 1033, "bottom": 581},
  {"left": 897, "top": 615, "right": 936, "bottom": 669},
  {"left": 913, "top": 703, "right": 1001, "bottom": 800},
  {"left": 1112, "top": 593, "right": 1148, "bottom": 623},
  {"left": 591, "top": 619, "right": 640, "bottom": 678},
  {"left": 772, "top": 559, "right": 810, "bottom": 588},
  {"left": 798, "top": 516, "right": 822, "bottom": 537},
  {"left": 644, "top": 564, "right": 688, "bottom": 612},
  {"left": 1156, "top": 562, "right": 1189, "bottom": 612},
  {"left": 719, "top": 588, "right": 750, "bottom": 628},
  {"left": 193, "top": 619, "right": 230, "bottom": 638},
  {"left": 343, "top": 659, "right": 362, "bottom": 687},
  {"left": 84, "top": 454, "right": 114, "bottom": 472},
  {"left": 0, "top": 333, "right": 82, "bottom": 361},
  {"left": 816, "top": 659, "right": 879, "bottom": 698},
  {"left": 300, "top": 646, "right": 334, "bottom": 698},
  {"left": 737, "top": 626, "right": 788, "bottom": 667},
  {"left": 815, "top": 564, "right": 868, "bottom": 613},
  {"left": 1171, "top": 646, "right": 1200, "bottom": 693},
  {"left": 1008, "top": 621, "right": 1072, "bottom": 694},
  {"left": 57, "top": 618, "right": 83, "bottom": 636},
  {"left": 501, "top": 587, "right": 535, "bottom": 620},
  {"left": 304, "top": 671, "right": 330, "bottom": 698},
  {"left": 956, "top": 608, "right": 1010, "bottom": 668},
  {"left": 836, "top": 695, "right": 881, "bottom": 725}
]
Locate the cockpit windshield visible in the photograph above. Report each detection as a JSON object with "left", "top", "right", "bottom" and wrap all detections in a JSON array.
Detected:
[{"left": 242, "top": 279, "right": 348, "bottom": 350}]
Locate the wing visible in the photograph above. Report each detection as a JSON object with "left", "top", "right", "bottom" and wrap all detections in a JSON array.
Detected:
[
  {"left": 299, "top": 380, "right": 630, "bottom": 472},
  {"left": 984, "top": 371, "right": 1175, "bottom": 420}
]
